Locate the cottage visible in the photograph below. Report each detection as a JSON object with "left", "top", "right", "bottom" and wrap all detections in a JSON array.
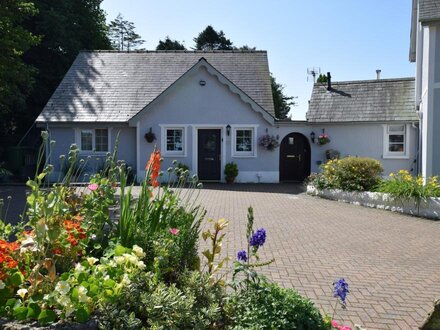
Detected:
[
  {"left": 36, "top": 50, "right": 418, "bottom": 183},
  {"left": 409, "top": 0, "right": 440, "bottom": 178}
]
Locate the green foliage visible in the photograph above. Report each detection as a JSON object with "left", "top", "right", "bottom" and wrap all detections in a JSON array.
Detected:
[
  {"left": 156, "top": 36, "right": 186, "bottom": 50},
  {"left": 194, "top": 25, "right": 233, "bottom": 50},
  {"left": 224, "top": 162, "right": 239, "bottom": 179},
  {"left": 0, "top": 0, "right": 39, "bottom": 143},
  {"left": 271, "top": 74, "right": 296, "bottom": 119},
  {"left": 99, "top": 270, "right": 227, "bottom": 329},
  {"left": 317, "top": 73, "right": 328, "bottom": 83},
  {"left": 312, "top": 157, "right": 383, "bottom": 191},
  {"left": 3, "top": 0, "right": 111, "bottom": 154},
  {"left": 226, "top": 281, "right": 326, "bottom": 330},
  {"left": 379, "top": 170, "right": 440, "bottom": 209},
  {"left": 108, "top": 13, "right": 145, "bottom": 51}
]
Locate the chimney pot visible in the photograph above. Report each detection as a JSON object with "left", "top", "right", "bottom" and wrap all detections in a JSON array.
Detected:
[
  {"left": 376, "top": 69, "right": 381, "bottom": 80},
  {"left": 327, "top": 72, "right": 331, "bottom": 90}
]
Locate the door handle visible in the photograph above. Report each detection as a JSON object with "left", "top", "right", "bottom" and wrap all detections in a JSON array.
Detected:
[
  {"left": 286, "top": 155, "right": 296, "bottom": 158},
  {"left": 205, "top": 157, "right": 214, "bottom": 161}
]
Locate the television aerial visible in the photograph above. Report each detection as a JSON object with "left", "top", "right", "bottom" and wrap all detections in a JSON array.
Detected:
[{"left": 307, "top": 67, "right": 321, "bottom": 82}]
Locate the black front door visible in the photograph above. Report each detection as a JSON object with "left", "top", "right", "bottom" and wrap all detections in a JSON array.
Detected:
[
  {"left": 279, "top": 133, "right": 311, "bottom": 182},
  {"left": 198, "top": 129, "right": 221, "bottom": 181}
]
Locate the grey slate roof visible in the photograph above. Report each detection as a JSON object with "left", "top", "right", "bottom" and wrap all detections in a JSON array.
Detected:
[
  {"left": 419, "top": 0, "right": 440, "bottom": 22},
  {"left": 307, "top": 78, "right": 418, "bottom": 123},
  {"left": 37, "top": 50, "right": 275, "bottom": 122}
]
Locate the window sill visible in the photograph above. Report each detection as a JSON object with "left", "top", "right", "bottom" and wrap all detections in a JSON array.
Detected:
[
  {"left": 232, "top": 154, "right": 257, "bottom": 158},
  {"left": 162, "top": 152, "right": 186, "bottom": 158},
  {"left": 382, "top": 154, "right": 410, "bottom": 160}
]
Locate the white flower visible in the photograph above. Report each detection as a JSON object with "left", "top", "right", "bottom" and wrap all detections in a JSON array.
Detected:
[
  {"left": 114, "top": 256, "right": 125, "bottom": 265},
  {"left": 137, "top": 260, "right": 146, "bottom": 270},
  {"left": 57, "top": 295, "right": 71, "bottom": 307},
  {"left": 17, "top": 288, "right": 28, "bottom": 299},
  {"left": 0, "top": 280, "right": 5, "bottom": 290},
  {"left": 87, "top": 257, "right": 99, "bottom": 266},
  {"left": 132, "top": 245, "right": 145, "bottom": 258},
  {"left": 20, "top": 237, "right": 38, "bottom": 253},
  {"left": 121, "top": 273, "right": 131, "bottom": 286},
  {"left": 55, "top": 281, "right": 71, "bottom": 295},
  {"left": 77, "top": 286, "right": 88, "bottom": 303},
  {"left": 65, "top": 303, "right": 75, "bottom": 317},
  {"left": 123, "top": 253, "right": 138, "bottom": 265},
  {"left": 75, "top": 263, "right": 85, "bottom": 272}
]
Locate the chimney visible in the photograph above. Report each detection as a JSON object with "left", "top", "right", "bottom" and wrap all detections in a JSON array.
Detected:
[
  {"left": 327, "top": 72, "right": 331, "bottom": 90},
  {"left": 376, "top": 69, "right": 381, "bottom": 80}
]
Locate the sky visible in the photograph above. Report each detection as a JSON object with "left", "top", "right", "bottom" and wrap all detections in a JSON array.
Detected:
[{"left": 101, "top": 0, "right": 415, "bottom": 120}]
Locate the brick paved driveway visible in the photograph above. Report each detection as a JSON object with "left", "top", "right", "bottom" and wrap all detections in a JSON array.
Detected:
[{"left": 196, "top": 183, "right": 440, "bottom": 330}]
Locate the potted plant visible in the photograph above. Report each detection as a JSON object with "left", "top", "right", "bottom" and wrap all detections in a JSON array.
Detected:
[
  {"left": 258, "top": 134, "right": 280, "bottom": 151},
  {"left": 317, "top": 133, "right": 330, "bottom": 145},
  {"left": 144, "top": 127, "right": 156, "bottom": 143},
  {"left": 224, "top": 162, "right": 239, "bottom": 184}
]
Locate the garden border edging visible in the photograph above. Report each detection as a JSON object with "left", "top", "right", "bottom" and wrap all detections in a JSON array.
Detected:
[{"left": 306, "top": 185, "right": 440, "bottom": 220}]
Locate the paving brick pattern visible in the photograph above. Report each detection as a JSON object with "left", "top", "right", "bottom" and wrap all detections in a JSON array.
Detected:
[{"left": 195, "top": 184, "right": 440, "bottom": 330}]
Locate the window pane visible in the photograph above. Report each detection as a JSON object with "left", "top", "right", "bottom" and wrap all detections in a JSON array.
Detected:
[
  {"left": 81, "top": 131, "right": 93, "bottom": 151},
  {"left": 95, "top": 129, "right": 108, "bottom": 152},
  {"left": 389, "top": 144, "right": 404, "bottom": 152},
  {"left": 236, "top": 129, "right": 253, "bottom": 152},
  {"left": 166, "top": 129, "right": 183, "bottom": 151},
  {"left": 389, "top": 134, "right": 404, "bottom": 143}
]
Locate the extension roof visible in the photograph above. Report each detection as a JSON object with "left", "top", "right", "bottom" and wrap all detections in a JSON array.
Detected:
[
  {"left": 36, "top": 50, "right": 275, "bottom": 123},
  {"left": 307, "top": 78, "right": 418, "bottom": 123}
]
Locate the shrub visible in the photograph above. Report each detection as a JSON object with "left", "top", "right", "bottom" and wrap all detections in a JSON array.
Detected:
[
  {"left": 224, "top": 162, "right": 239, "bottom": 180},
  {"left": 226, "top": 281, "right": 326, "bottom": 329},
  {"left": 379, "top": 170, "right": 440, "bottom": 208},
  {"left": 312, "top": 157, "right": 383, "bottom": 191}
]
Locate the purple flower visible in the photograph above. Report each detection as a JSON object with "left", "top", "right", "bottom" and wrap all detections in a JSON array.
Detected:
[
  {"left": 237, "top": 250, "right": 247, "bottom": 262},
  {"left": 333, "top": 278, "right": 349, "bottom": 305},
  {"left": 249, "top": 228, "right": 266, "bottom": 248}
]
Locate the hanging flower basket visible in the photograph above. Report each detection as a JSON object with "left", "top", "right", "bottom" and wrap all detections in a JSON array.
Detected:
[
  {"left": 144, "top": 128, "right": 156, "bottom": 143},
  {"left": 258, "top": 134, "right": 279, "bottom": 151},
  {"left": 317, "top": 134, "right": 330, "bottom": 146}
]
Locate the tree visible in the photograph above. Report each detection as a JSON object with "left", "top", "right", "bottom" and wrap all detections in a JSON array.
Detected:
[
  {"left": 108, "top": 13, "right": 144, "bottom": 51},
  {"left": 0, "top": 0, "right": 40, "bottom": 146},
  {"left": 271, "top": 74, "right": 296, "bottom": 119},
  {"left": 317, "top": 73, "right": 328, "bottom": 83},
  {"left": 193, "top": 25, "right": 233, "bottom": 50},
  {"left": 156, "top": 36, "right": 186, "bottom": 50},
  {"left": 10, "top": 0, "right": 112, "bottom": 150}
]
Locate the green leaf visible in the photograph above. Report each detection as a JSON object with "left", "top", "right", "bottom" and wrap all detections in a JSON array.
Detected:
[
  {"left": 38, "top": 309, "right": 56, "bottom": 325},
  {"left": 88, "top": 284, "right": 99, "bottom": 297},
  {"left": 27, "top": 303, "right": 41, "bottom": 319},
  {"left": 6, "top": 298, "right": 18, "bottom": 308},
  {"left": 60, "top": 273, "right": 69, "bottom": 281},
  {"left": 75, "top": 306, "right": 90, "bottom": 323},
  {"left": 71, "top": 287, "right": 79, "bottom": 301},
  {"left": 37, "top": 172, "right": 46, "bottom": 181},
  {"left": 26, "top": 180, "right": 38, "bottom": 190},
  {"left": 13, "top": 306, "right": 28, "bottom": 320},
  {"left": 9, "top": 272, "right": 24, "bottom": 286},
  {"left": 103, "top": 279, "right": 116, "bottom": 289},
  {"left": 114, "top": 245, "right": 126, "bottom": 256}
]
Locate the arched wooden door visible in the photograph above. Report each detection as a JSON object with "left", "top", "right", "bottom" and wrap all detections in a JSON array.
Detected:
[{"left": 279, "top": 133, "right": 311, "bottom": 182}]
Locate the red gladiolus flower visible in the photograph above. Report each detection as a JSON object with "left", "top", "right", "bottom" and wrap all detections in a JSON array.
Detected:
[
  {"left": 53, "top": 247, "right": 62, "bottom": 255},
  {"left": 146, "top": 150, "right": 161, "bottom": 187}
]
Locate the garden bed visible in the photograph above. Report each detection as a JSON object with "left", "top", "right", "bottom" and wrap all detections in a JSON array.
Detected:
[{"left": 307, "top": 185, "right": 440, "bottom": 220}]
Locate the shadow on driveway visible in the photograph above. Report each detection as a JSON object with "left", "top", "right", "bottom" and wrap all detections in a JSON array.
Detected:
[{"left": 200, "top": 182, "right": 305, "bottom": 194}]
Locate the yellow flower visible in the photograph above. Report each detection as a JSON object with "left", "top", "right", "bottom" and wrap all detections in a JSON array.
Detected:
[
  {"left": 416, "top": 177, "right": 424, "bottom": 186},
  {"left": 389, "top": 173, "right": 395, "bottom": 177}
]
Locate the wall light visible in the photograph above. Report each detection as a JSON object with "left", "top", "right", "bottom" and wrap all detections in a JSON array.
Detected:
[
  {"left": 199, "top": 80, "right": 206, "bottom": 86},
  {"left": 226, "top": 124, "right": 231, "bottom": 136},
  {"left": 310, "top": 131, "right": 316, "bottom": 143}
]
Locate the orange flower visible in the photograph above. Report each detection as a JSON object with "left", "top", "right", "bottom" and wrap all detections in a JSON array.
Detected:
[
  {"left": 53, "top": 247, "right": 63, "bottom": 255},
  {"left": 146, "top": 150, "right": 161, "bottom": 187}
]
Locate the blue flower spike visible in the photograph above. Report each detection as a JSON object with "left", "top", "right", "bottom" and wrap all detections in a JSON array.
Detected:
[
  {"left": 333, "top": 278, "right": 349, "bottom": 307},
  {"left": 249, "top": 228, "right": 266, "bottom": 248},
  {"left": 237, "top": 250, "right": 247, "bottom": 262}
]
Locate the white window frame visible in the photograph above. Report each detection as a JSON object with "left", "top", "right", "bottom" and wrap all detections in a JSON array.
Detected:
[
  {"left": 76, "top": 128, "right": 110, "bottom": 153},
  {"left": 231, "top": 125, "right": 258, "bottom": 158},
  {"left": 160, "top": 125, "right": 187, "bottom": 157},
  {"left": 382, "top": 124, "right": 410, "bottom": 159}
]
